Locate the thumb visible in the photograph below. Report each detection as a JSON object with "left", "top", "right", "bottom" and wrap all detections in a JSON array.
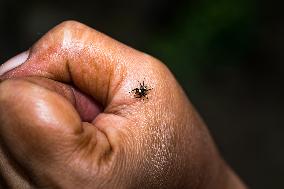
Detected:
[
  {"left": 0, "top": 78, "right": 110, "bottom": 187},
  {"left": 0, "top": 78, "right": 78, "bottom": 185}
]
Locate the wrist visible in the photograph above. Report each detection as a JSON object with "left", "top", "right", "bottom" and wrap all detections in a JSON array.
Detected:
[
  {"left": 223, "top": 165, "right": 247, "bottom": 189},
  {"left": 207, "top": 160, "right": 247, "bottom": 189}
]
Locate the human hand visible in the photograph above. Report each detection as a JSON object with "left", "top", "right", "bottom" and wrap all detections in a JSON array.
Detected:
[{"left": 0, "top": 21, "right": 246, "bottom": 189}]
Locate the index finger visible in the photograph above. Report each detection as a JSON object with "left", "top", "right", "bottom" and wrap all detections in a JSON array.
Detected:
[{"left": 2, "top": 21, "right": 167, "bottom": 107}]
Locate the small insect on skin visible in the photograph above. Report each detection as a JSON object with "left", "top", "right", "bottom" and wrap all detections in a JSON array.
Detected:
[{"left": 129, "top": 80, "right": 153, "bottom": 100}]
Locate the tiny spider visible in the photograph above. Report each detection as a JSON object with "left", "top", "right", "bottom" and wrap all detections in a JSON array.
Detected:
[{"left": 129, "top": 80, "right": 153, "bottom": 100}]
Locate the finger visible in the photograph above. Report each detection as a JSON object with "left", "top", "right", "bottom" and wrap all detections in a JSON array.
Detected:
[
  {"left": 0, "top": 21, "right": 155, "bottom": 106},
  {"left": 0, "top": 51, "right": 29, "bottom": 76},
  {"left": 21, "top": 76, "right": 103, "bottom": 122}
]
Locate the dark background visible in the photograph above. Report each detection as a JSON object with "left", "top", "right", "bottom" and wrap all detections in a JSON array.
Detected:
[{"left": 0, "top": 0, "right": 283, "bottom": 188}]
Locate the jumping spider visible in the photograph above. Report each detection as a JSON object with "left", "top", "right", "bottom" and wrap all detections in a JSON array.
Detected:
[{"left": 130, "top": 80, "right": 153, "bottom": 100}]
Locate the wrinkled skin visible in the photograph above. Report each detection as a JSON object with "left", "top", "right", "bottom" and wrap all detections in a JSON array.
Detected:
[{"left": 0, "top": 21, "right": 246, "bottom": 189}]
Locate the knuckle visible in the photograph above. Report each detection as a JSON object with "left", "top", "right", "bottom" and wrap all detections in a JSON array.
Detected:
[
  {"left": 57, "top": 20, "right": 87, "bottom": 32},
  {"left": 145, "top": 53, "right": 173, "bottom": 77}
]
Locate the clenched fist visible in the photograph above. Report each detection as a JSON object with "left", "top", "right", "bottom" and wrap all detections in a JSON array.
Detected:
[{"left": 0, "top": 21, "right": 246, "bottom": 189}]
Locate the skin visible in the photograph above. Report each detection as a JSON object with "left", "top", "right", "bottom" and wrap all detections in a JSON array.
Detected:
[{"left": 0, "top": 21, "right": 247, "bottom": 189}]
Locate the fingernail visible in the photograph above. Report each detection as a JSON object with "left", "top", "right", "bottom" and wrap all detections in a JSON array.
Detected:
[{"left": 0, "top": 50, "right": 29, "bottom": 76}]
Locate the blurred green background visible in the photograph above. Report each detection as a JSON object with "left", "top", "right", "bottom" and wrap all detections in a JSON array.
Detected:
[{"left": 1, "top": 0, "right": 283, "bottom": 188}]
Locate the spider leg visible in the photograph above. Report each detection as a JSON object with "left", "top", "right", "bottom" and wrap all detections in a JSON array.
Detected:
[{"left": 131, "top": 88, "right": 138, "bottom": 92}]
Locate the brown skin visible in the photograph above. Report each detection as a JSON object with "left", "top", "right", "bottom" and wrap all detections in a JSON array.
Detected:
[{"left": 0, "top": 21, "right": 247, "bottom": 189}]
